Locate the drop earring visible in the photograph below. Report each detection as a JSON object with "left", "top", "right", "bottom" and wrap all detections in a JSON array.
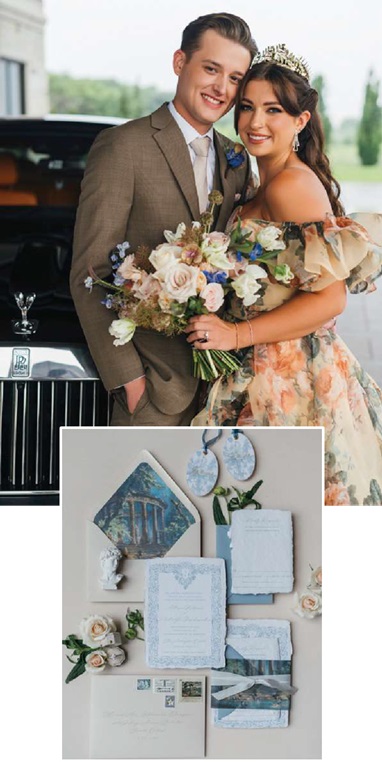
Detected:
[
  {"left": 292, "top": 130, "right": 300, "bottom": 152},
  {"left": 222, "top": 428, "right": 256, "bottom": 480},
  {"left": 186, "top": 429, "right": 222, "bottom": 496}
]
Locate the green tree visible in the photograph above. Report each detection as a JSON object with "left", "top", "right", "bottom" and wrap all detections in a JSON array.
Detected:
[
  {"left": 312, "top": 74, "right": 332, "bottom": 146},
  {"left": 357, "top": 69, "right": 382, "bottom": 166}
]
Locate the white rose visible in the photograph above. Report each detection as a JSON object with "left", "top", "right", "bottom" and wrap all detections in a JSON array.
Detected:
[
  {"left": 163, "top": 263, "right": 199, "bottom": 303},
  {"left": 200, "top": 282, "right": 225, "bottom": 312},
  {"left": 231, "top": 264, "right": 267, "bottom": 306},
  {"left": 309, "top": 566, "right": 322, "bottom": 591},
  {"left": 108, "top": 318, "right": 136, "bottom": 346},
  {"left": 203, "top": 248, "right": 232, "bottom": 271},
  {"left": 257, "top": 225, "right": 286, "bottom": 251},
  {"left": 85, "top": 650, "right": 107, "bottom": 673},
  {"left": 106, "top": 646, "right": 126, "bottom": 667},
  {"left": 149, "top": 243, "right": 183, "bottom": 275},
  {"left": 293, "top": 591, "right": 322, "bottom": 619},
  {"left": 80, "top": 614, "right": 117, "bottom": 648},
  {"left": 99, "top": 632, "right": 122, "bottom": 647},
  {"left": 201, "top": 231, "right": 230, "bottom": 257},
  {"left": 163, "top": 222, "right": 186, "bottom": 243}
]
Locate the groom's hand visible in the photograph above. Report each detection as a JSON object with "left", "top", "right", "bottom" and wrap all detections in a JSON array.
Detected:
[{"left": 123, "top": 376, "right": 146, "bottom": 414}]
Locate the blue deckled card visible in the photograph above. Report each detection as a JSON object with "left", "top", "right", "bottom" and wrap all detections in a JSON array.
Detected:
[{"left": 216, "top": 525, "right": 273, "bottom": 604}]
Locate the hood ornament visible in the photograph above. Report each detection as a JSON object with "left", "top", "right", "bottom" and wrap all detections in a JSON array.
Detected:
[{"left": 12, "top": 292, "right": 39, "bottom": 336}]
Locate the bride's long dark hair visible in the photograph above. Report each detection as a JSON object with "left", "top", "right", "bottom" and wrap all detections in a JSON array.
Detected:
[{"left": 234, "top": 61, "right": 345, "bottom": 216}]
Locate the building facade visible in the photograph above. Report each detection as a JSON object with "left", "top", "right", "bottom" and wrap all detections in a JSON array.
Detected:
[{"left": 0, "top": 0, "right": 48, "bottom": 115}]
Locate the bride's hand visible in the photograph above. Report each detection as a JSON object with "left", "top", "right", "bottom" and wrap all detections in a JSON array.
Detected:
[{"left": 184, "top": 314, "right": 237, "bottom": 351}]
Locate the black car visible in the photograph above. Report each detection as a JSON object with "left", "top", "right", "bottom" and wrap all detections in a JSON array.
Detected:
[{"left": 0, "top": 115, "right": 125, "bottom": 505}]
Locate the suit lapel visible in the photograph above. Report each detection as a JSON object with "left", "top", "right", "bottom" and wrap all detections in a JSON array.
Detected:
[
  {"left": 213, "top": 131, "right": 239, "bottom": 230},
  {"left": 151, "top": 105, "right": 200, "bottom": 221}
]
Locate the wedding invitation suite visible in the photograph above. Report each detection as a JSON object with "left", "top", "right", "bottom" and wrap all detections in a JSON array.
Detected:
[
  {"left": 145, "top": 557, "right": 226, "bottom": 669},
  {"left": 230, "top": 509, "right": 293, "bottom": 594},
  {"left": 90, "top": 675, "right": 206, "bottom": 758},
  {"left": 212, "top": 619, "right": 293, "bottom": 729}
]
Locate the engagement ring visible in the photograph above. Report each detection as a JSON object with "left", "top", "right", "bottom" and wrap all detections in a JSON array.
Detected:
[{"left": 204, "top": 331, "right": 209, "bottom": 341}]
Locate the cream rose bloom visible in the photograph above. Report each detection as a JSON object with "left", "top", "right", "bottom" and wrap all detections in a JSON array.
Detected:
[
  {"left": 231, "top": 264, "right": 267, "bottom": 306},
  {"left": 80, "top": 614, "right": 117, "bottom": 648},
  {"left": 200, "top": 282, "right": 225, "bottom": 312},
  {"left": 163, "top": 263, "right": 199, "bottom": 303},
  {"left": 109, "top": 318, "right": 136, "bottom": 346},
  {"left": 149, "top": 243, "right": 183, "bottom": 275},
  {"left": 257, "top": 225, "right": 286, "bottom": 251},
  {"left": 85, "top": 650, "right": 107, "bottom": 673},
  {"left": 201, "top": 231, "right": 230, "bottom": 257},
  {"left": 132, "top": 273, "right": 161, "bottom": 301},
  {"left": 293, "top": 591, "right": 322, "bottom": 619}
]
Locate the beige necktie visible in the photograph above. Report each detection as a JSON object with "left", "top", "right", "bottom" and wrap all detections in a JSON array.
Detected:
[{"left": 190, "top": 136, "right": 210, "bottom": 213}]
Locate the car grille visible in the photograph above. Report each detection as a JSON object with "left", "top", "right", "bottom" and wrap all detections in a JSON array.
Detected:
[{"left": 0, "top": 346, "right": 110, "bottom": 499}]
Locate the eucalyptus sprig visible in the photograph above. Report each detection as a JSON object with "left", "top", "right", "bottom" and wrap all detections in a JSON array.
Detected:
[
  {"left": 212, "top": 480, "right": 264, "bottom": 525},
  {"left": 125, "top": 608, "right": 145, "bottom": 640}
]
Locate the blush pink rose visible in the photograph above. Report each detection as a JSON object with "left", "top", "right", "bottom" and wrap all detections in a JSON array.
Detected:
[{"left": 200, "top": 282, "right": 225, "bottom": 312}]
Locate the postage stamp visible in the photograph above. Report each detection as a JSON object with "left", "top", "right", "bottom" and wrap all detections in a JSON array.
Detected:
[
  {"left": 165, "top": 695, "right": 176, "bottom": 708},
  {"left": 179, "top": 680, "right": 203, "bottom": 701},
  {"left": 136, "top": 678, "right": 151, "bottom": 691},
  {"left": 153, "top": 678, "right": 176, "bottom": 694}
]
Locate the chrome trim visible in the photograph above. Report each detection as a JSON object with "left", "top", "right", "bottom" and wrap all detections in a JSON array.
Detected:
[
  {"left": 11, "top": 384, "right": 18, "bottom": 486},
  {"left": 49, "top": 382, "right": 55, "bottom": 486},
  {"left": 35, "top": 382, "right": 41, "bottom": 486},
  {"left": 21, "top": 383, "right": 28, "bottom": 486}
]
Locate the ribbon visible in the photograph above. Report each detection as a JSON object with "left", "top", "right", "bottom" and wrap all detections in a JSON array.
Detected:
[
  {"left": 202, "top": 428, "right": 222, "bottom": 453},
  {"left": 210, "top": 670, "right": 297, "bottom": 701}
]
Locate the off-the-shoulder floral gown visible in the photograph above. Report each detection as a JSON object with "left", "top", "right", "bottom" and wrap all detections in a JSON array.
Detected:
[{"left": 192, "top": 211, "right": 382, "bottom": 506}]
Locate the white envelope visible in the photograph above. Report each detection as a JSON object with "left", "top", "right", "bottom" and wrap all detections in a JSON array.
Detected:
[
  {"left": 87, "top": 450, "right": 201, "bottom": 602},
  {"left": 90, "top": 674, "right": 206, "bottom": 759}
]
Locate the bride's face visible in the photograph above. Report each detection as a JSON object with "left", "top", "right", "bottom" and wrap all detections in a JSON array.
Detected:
[
  {"left": 172, "top": 30, "right": 251, "bottom": 134},
  {"left": 238, "top": 79, "right": 308, "bottom": 159}
]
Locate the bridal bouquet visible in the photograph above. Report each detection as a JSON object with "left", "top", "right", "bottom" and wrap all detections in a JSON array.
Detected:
[{"left": 85, "top": 192, "right": 242, "bottom": 381}]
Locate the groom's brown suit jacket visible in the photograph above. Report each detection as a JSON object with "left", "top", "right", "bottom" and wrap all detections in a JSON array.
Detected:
[{"left": 70, "top": 103, "right": 252, "bottom": 425}]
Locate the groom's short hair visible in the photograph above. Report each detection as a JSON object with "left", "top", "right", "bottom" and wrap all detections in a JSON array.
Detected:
[{"left": 181, "top": 13, "right": 257, "bottom": 62}]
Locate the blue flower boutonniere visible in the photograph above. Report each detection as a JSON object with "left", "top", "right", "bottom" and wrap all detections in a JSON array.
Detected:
[{"left": 225, "top": 143, "right": 246, "bottom": 170}]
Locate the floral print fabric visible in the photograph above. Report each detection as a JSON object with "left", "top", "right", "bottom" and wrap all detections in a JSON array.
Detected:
[{"left": 192, "top": 212, "right": 382, "bottom": 506}]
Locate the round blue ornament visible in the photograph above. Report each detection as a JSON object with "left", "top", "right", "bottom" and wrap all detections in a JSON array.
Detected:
[
  {"left": 222, "top": 431, "right": 255, "bottom": 480},
  {"left": 186, "top": 449, "right": 218, "bottom": 496}
]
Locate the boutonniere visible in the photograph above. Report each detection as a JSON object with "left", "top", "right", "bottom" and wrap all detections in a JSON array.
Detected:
[{"left": 224, "top": 142, "right": 246, "bottom": 176}]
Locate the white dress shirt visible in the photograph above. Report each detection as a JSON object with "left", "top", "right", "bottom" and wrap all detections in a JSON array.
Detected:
[{"left": 168, "top": 101, "right": 216, "bottom": 193}]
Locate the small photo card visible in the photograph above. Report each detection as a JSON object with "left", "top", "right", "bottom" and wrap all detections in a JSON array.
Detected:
[
  {"left": 136, "top": 678, "right": 151, "bottom": 691},
  {"left": 154, "top": 678, "right": 176, "bottom": 694},
  {"left": 179, "top": 680, "right": 204, "bottom": 702}
]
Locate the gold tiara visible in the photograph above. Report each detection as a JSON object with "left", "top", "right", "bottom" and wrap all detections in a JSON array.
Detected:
[{"left": 252, "top": 43, "right": 310, "bottom": 81}]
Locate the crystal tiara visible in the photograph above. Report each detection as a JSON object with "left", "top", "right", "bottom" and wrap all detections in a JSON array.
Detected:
[{"left": 252, "top": 43, "right": 310, "bottom": 81}]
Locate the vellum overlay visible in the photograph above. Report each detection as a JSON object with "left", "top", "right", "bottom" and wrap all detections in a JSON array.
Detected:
[
  {"left": 145, "top": 557, "right": 226, "bottom": 669},
  {"left": 230, "top": 510, "right": 293, "bottom": 594}
]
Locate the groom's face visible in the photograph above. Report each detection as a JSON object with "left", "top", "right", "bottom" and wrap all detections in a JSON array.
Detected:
[{"left": 173, "top": 29, "right": 251, "bottom": 134}]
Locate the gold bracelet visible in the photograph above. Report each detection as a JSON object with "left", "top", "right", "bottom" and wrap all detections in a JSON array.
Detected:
[
  {"left": 246, "top": 318, "right": 254, "bottom": 347},
  {"left": 234, "top": 322, "right": 240, "bottom": 351}
]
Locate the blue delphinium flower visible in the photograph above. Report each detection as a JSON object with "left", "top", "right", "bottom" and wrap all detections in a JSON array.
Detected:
[
  {"left": 202, "top": 270, "right": 228, "bottom": 285},
  {"left": 84, "top": 276, "right": 93, "bottom": 291},
  {"left": 226, "top": 147, "right": 245, "bottom": 168},
  {"left": 113, "top": 273, "right": 126, "bottom": 286},
  {"left": 249, "top": 243, "right": 263, "bottom": 261},
  {"left": 101, "top": 296, "right": 113, "bottom": 309}
]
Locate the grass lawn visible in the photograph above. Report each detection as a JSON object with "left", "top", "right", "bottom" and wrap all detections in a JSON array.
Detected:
[{"left": 329, "top": 143, "right": 382, "bottom": 182}]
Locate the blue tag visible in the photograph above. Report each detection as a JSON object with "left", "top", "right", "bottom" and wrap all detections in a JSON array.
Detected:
[
  {"left": 186, "top": 449, "right": 218, "bottom": 496},
  {"left": 223, "top": 432, "right": 255, "bottom": 480}
]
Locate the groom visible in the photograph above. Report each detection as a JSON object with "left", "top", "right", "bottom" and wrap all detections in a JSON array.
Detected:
[{"left": 70, "top": 12, "right": 257, "bottom": 425}]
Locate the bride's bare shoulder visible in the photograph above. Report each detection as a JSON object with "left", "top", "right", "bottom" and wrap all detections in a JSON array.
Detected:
[{"left": 264, "top": 166, "right": 332, "bottom": 223}]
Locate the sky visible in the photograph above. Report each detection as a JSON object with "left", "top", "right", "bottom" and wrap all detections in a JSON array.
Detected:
[{"left": 43, "top": 0, "right": 381, "bottom": 125}]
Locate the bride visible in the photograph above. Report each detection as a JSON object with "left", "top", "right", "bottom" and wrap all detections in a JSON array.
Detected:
[{"left": 186, "top": 45, "right": 382, "bottom": 506}]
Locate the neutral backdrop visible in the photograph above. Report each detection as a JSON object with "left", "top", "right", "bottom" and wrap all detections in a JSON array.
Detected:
[{"left": 62, "top": 425, "right": 323, "bottom": 759}]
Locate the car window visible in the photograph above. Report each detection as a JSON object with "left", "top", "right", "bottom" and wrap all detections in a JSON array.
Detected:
[{"left": 0, "top": 130, "right": 97, "bottom": 207}]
